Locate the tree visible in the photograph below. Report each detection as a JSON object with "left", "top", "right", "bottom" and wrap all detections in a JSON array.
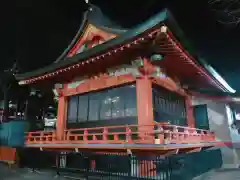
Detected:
[
  {"left": 0, "top": 61, "right": 20, "bottom": 121},
  {"left": 209, "top": 0, "right": 240, "bottom": 25}
]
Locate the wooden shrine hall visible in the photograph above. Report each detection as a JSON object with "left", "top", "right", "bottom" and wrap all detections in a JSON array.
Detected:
[{"left": 15, "top": 5, "right": 235, "bottom": 156}]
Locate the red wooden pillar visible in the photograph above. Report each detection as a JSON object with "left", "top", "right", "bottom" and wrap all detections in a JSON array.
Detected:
[
  {"left": 56, "top": 96, "right": 68, "bottom": 140},
  {"left": 185, "top": 96, "right": 195, "bottom": 128},
  {"left": 136, "top": 76, "right": 156, "bottom": 177},
  {"left": 136, "top": 76, "right": 154, "bottom": 135}
]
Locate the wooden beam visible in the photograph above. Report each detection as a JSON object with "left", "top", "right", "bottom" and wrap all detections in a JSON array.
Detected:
[
  {"left": 151, "top": 78, "right": 186, "bottom": 96},
  {"left": 63, "top": 74, "right": 135, "bottom": 96},
  {"left": 163, "top": 149, "right": 179, "bottom": 156}
]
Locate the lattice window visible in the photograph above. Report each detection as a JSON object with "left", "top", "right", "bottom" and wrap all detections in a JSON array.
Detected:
[
  {"left": 67, "top": 84, "right": 137, "bottom": 124},
  {"left": 152, "top": 85, "right": 186, "bottom": 126}
]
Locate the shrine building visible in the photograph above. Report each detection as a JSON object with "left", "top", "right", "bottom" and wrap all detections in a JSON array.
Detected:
[{"left": 13, "top": 5, "right": 240, "bottom": 171}]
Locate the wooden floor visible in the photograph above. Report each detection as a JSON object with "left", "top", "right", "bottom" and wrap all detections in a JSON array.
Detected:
[
  {"left": 26, "top": 142, "right": 216, "bottom": 149},
  {"left": 24, "top": 142, "right": 216, "bottom": 156}
]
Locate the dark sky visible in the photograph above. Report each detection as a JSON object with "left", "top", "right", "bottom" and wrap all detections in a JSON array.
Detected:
[{"left": 3, "top": 0, "right": 240, "bottom": 89}]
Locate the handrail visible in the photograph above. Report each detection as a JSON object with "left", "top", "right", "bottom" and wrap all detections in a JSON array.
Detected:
[{"left": 25, "top": 123, "right": 216, "bottom": 146}]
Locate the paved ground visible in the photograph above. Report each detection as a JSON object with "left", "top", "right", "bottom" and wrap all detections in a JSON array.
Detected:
[
  {"left": 2, "top": 164, "right": 240, "bottom": 180},
  {"left": 0, "top": 165, "right": 70, "bottom": 180},
  {"left": 193, "top": 169, "right": 240, "bottom": 180}
]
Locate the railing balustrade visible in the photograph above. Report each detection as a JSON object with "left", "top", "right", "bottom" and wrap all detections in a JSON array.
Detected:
[{"left": 25, "top": 123, "right": 216, "bottom": 146}]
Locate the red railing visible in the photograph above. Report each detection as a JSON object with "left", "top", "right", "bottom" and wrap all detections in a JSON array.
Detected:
[
  {"left": 25, "top": 131, "right": 57, "bottom": 144},
  {"left": 25, "top": 123, "right": 216, "bottom": 146}
]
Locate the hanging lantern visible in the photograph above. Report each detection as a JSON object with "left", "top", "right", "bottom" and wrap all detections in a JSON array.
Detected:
[{"left": 150, "top": 54, "right": 164, "bottom": 62}]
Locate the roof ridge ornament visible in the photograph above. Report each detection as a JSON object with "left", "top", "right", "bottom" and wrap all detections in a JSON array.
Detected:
[
  {"left": 85, "top": 0, "right": 93, "bottom": 11},
  {"left": 160, "top": 26, "right": 167, "bottom": 33}
]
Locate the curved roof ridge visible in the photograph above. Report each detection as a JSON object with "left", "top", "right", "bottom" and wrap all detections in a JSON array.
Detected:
[
  {"left": 96, "top": 25, "right": 128, "bottom": 34},
  {"left": 54, "top": 4, "right": 127, "bottom": 64},
  {"left": 54, "top": 9, "right": 89, "bottom": 63},
  {"left": 15, "top": 9, "right": 169, "bottom": 80},
  {"left": 87, "top": 4, "right": 125, "bottom": 30}
]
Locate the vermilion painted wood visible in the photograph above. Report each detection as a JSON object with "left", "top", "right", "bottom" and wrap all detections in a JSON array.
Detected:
[
  {"left": 151, "top": 78, "right": 186, "bottom": 96},
  {"left": 67, "top": 24, "right": 117, "bottom": 57},
  {"left": 62, "top": 74, "right": 136, "bottom": 97},
  {"left": 159, "top": 32, "right": 225, "bottom": 91},
  {"left": 56, "top": 96, "right": 67, "bottom": 140},
  {"left": 185, "top": 96, "right": 196, "bottom": 128},
  {"left": 25, "top": 123, "right": 216, "bottom": 149},
  {"left": 0, "top": 147, "right": 17, "bottom": 164},
  {"left": 21, "top": 24, "right": 224, "bottom": 157},
  {"left": 20, "top": 25, "right": 227, "bottom": 94},
  {"left": 136, "top": 76, "right": 154, "bottom": 140}
]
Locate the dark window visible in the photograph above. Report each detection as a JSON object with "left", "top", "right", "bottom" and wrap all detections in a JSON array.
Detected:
[
  {"left": 193, "top": 104, "right": 209, "bottom": 130},
  {"left": 100, "top": 90, "right": 112, "bottom": 120},
  {"left": 67, "top": 96, "right": 78, "bottom": 123},
  {"left": 89, "top": 92, "right": 100, "bottom": 121},
  {"left": 110, "top": 87, "right": 125, "bottom": 118},
  {"left": 77, "top": 95, "right": 88, "bottom": 122},
  {"left": 124, "top": 85, "right": 137, "bottom": 116},
  {"left": 67, "top": 84, "right": 137, "bottom": 123},
  {"left": 152, "top": 85, "right": 186, "bottom": 126}
]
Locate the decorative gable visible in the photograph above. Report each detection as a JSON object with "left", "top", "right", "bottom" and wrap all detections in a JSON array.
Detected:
[{"left": 67, "top": 24, "right": 117, "bottom": 57}]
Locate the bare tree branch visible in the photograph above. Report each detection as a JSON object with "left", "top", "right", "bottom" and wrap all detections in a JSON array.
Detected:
[{"left": 209, "top": 0, "right": 240, "bottom": 25}]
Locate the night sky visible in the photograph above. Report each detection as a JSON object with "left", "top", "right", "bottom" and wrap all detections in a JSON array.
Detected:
[{"left": 3, "top": 0, "right": 240, "bottom": 90}]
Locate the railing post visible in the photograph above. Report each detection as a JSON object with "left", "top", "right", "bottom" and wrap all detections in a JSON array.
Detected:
[
  {"left": 26, "top": 132, "right": 31, "bottom": 144},
  {"left": 83, "top": 129, "right": 88, "bottom": 142},
  {"left": 40, "top": 132, "right": 44, "bottom": 143},
  {"left": 126, "top": 126, "right": 132, "bottom": 143},
  {"left": 93, "top": 134, "right": 97, "bottom": 142},
  {"left": 103, "top": 127, "right": 108, "bottom": 142},
  {"left": 65, "top": 131, "right": 70, "bottom": 142},
  {"left": 155, "top": 124, "right": 164, "bottom": 144},
  {"left": 200, "top": 130, "right": 204, "bottom": 142}
]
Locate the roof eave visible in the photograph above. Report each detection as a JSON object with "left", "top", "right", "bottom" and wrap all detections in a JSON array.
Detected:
[
  {"left": 204, "top": 65, "right": 236, "bottom": 93},
  {"left": 15, "top": 9, "right": 169, "bottom": 82},
  {"left": 17, "top": 7, "right": 234, "bottom": 93},
  {"left": 163, "top": 13, "right": 236, "bottom": 94}
]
